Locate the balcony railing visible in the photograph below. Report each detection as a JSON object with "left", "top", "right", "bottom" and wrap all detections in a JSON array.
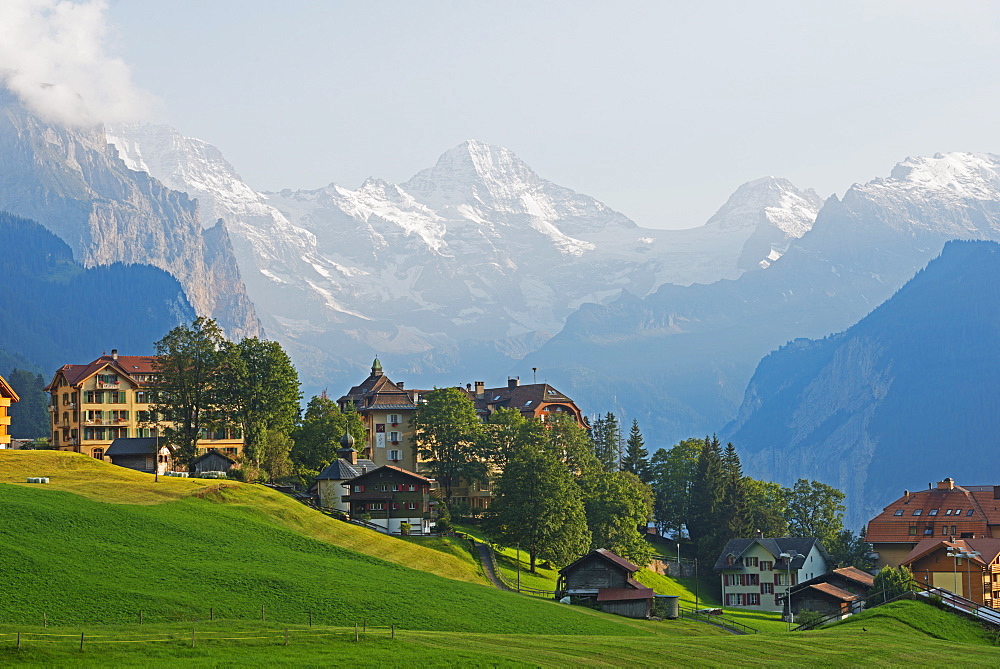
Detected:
[
  {"left": 84, "top": 417, "right": 130, "bottom": 426},
  {"left": 98, "top": 382, "right": 120, "bottom": 389}
]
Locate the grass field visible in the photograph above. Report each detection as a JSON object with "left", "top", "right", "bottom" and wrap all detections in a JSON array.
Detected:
[
  {"left": 1, "top": 600, "right": 999, "bottom": 666},
  {"left": 5, "top": 451, "right": 1000, "bottom": 665}
]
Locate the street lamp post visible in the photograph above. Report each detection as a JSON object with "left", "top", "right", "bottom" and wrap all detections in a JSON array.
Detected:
[
  {"left": 946, "top": 547, "right": 965, "bottom": 598},
  {"left": 779, "top": 551, "right": 800, "bottom": 631},
  {"left": 948, "top": 549, "right": 982, "bottom": 601}
]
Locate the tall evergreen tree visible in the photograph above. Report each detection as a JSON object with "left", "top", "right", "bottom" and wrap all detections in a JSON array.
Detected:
[
  {"left": 687, "top": 435, "right": 726, "bottom": 561},
  {"left": 621, "top": 419, "right": 649, "bottom": 481},
  {"left": 721, "top": 442, "right": 751, "bottom": 538},
  {"left": 591, "top": 412, "right": 622, "bottom": 472},
  {"left": 7, "top": 369, "right": 48, "bottom": 438}
]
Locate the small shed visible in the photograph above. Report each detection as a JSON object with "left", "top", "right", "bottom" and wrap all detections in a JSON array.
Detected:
[
  {"left": 190, "top": 450, "right": 237, "bottom": 476},
  {"left": 785, "top": 566, "right": 876, "bottom": 620},
  {"left": 106, "top": 437, "right": 172, "bottom": 474},
  {"left": 557, "top": 548, "right": 654, "bottom": 619}
]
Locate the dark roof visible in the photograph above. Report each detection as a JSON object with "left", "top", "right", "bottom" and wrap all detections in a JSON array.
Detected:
[
  {"left": 46, "top": 354, "right": 157, "bottom": 390},
  {"left": 337, "top": 371, "right": 417, "bottom": 412},
  {"left": 597, "top": 587, "right": 654, "bottom": 602},
  {"left": 315, "top": 458, "right": 378, "bottom": 481},
  {"left": 105, "top": 437, "right": 164, "bottom": 456},
  {"left": 191, "top": 450, "right": 236, "bottom": 466},
  {"left": 346, "top": 464, "right": 431, "bottom": 485},
  {"left": 559, "top": 548, "right": 642, "bottom": 576},
  {"left": 713, "top": 537, "right": 826, "bottom": 571},
  {"left": 474, "top": 382, "right": 578, "bottom": 415}
]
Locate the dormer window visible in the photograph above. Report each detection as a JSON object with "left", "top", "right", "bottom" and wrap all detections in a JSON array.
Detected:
[
  {"left": 945, "top": 509, "right": 953, "bottom": 515},
  {"left": 967, "top": 510, "right": 975, "bottom": 516},
  {"left": 726, "top": 554, "right": 735, "bottom": 565},
  {"left": 893, "top": 510, "right": 904, "bottom": 516},
  {"left": 954, "top": 509, "right": 962, "bottom": 515},
  {"left": 912, "top": 509, "right": 922, "bottom": 516},
  {"left": 928, "top": 509, "right": 939, "bottom": 516}
]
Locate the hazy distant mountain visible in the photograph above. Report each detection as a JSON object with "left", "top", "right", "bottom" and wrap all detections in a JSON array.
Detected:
[
  {"left": 0, "top": 88, "right": 260, "bottom": 340},
  {"left": 0, "top": 211, "right": 195, "bottom": 374},
  {"left": 725, "top": 240, "right": 1000, "bottom": 529},
  {"left": 525, "top": 152, "right": 1000, "bottom": 438},
  {"left": 107, "top": 127, "right": 820, "bottom": 392}
]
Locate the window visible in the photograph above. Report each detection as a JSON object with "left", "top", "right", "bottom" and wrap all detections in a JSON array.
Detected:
[
  {"left": 912, "top": 509, "right": 922, "bottom": 516},
  {"left": 389, "top": 449, "right": 402, "bottom": 461},
  {"left": 923, "top": 526, "right": 934, "bottom": 536},
  {"left": 408, "top": 485, "right": 416, "bottom": 492},
  {"left": 968, "top": 509, "right": 976, "bottom": 516},
  {"left": 761, "top": 583, "right": 774, "bottom": 594},
  {"left": 389, "top": 431, "right": 401, "bottom": 442},
  {"left": 942, "top": 526, "right": 950, "bottom": 536},
  {"left": 760, "top": 561, "right": 773, "bottom": 571},
  {"left": 369, "top": 503, "right": 384, "bottom": 511},
  {"left": 135, "top": 391, "right": 148, "bottom": 403},
  {"left": 929, "top": 509, "right": 939, "bottom": 516},
  {"left": 893, "top": 510, "right": 904, "bottom": 516},
  {"left": 408, "top": 502, "right": 417, "bottom": 510},
  {"left": 946, "top": 509, "right": 953, "bottom": 515},
  {"left": 381, "top": 484, "right": 389, "bottom": 492},
  {"left": 388, "top": 414, "right": 401, "bottom": 424},
  {"left": 353, "top": 484, "right": 364, "bottom": 492},
  {"left": 954, "top": 510, "right": 962, "bottom": 516},
  {"left": 745, "top": 557, "right": 758, "bottom": 567},
  {"left": 908, "top": 525, "right": 917, "bottom": 536},
  {"left": 392, "top": 503, "right": 400, "bottom": 510},
  {"left": 747, "top": 593, "right": 760, "bottom": 606},
  {"left": 92, "top": 448, "right": 104, "bottom": 460}
]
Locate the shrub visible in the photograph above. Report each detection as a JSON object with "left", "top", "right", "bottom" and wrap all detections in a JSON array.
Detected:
[
  {"left": 795, "top": 608, "right": 826, "bottom": 629},
  {"left": 400, "top": 521, "right": 412, "bottom": 536}
]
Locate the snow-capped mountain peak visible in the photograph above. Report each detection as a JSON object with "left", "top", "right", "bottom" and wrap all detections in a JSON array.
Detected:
[{"left": 888, "top": 152, "right": 1000, "bottom": 199}]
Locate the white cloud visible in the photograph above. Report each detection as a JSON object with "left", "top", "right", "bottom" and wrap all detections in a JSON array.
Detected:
[{"left": 0, "top": 0, "right": 153, "bottom": 126}]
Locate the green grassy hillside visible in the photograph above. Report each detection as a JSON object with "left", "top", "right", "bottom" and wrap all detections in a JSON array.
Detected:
[{"left": 0, "top": 452, "right": 655, "bottom": 636}]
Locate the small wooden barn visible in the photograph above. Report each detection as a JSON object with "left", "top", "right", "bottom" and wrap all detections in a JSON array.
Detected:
[
  {"left": 190, "top": 450, "right": 237, "bottom": 476},
  {"left": 557, "top": 548, "right": 654, "bottom": 619},
  {"left": 105, "top": 437, "right": 172, "bottom": 474}
]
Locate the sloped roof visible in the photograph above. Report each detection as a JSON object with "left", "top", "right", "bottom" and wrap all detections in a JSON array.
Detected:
[
  {"left": 806, "top": 582, "right": 860, "bottom": 602},
  {"left": 190, "top": 450, "right": 236, "bottom": 466},
  {"left": 315, "top": 458, "right": 378, "bottom": 481},
  {"left": 338, "top": 371, "right": 417, "bottom": 412},
  {"left": 597, "top": 586, "right": 654, "bottom": 602},
  {"left": 831, "top": 566, "right": 875, "bottom": 588},
  {"left": 867, "top": 481, "right": 1000, "bottom": 542},
  {"left": 713, "top": 537, "right": 825, "bottom": 571},
  {"left": 901, "top": 537, "right": 1000, "bottom": 567},
  {"left": 0, "top": 375, "right": 20, "bottom": 402},
  {"left": 106, "top": 437, "right": 164, "bottom": 456},
  {"left": 347, "top": 464, "right": 431, "bottom": 485},
  {"left": 47, "top": 354, "right": 157, "bottom": 390},
  {"left": 559, "top": 548, "right": 642, "bottom": 576},
  {"left": 477, "top": 383, "right": 577, "bottom": 413}
]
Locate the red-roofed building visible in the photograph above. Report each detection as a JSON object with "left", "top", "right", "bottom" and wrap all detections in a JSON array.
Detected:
[
  {"left": 46, "top": 350, "right": 243, "bottom": 465},
  {"left": 901, "top": 538, "right": 1000, "bottom": 608},
  {"left": 866, "top": 478, "right": 1000, "bottom": 569},
  {"left": 557, "top": 548, "right": 654, "bottom": 618}
]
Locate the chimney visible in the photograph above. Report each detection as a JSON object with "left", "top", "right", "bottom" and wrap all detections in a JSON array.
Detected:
[
  {"left": 397, "top": 381, "right": 404, "bottom": 389},
  {"left": 993, "top": 485, "right": 1000, "bottom": 500},
  {"left": 754, "top": 529, "right": 763, "bottom": 539},
  {"left": 475, "top": 381, "right": 485, "bottom": 398},
  {"left": 111, "top": 349, "right": 118, "bottom": 360},
  {"left": 937, "top": 478, "right": 955, "bottom": 491},
  {"left": 508, "top": 377, "right": 519, "bottom": 389},
  {"left": 904, "top": 490, "right": 909, "bottom": 498}
]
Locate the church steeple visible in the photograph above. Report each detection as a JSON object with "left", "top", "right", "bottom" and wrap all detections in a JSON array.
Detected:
[{"left": 371, "top": 356, "right": 383, "bottom": 377}]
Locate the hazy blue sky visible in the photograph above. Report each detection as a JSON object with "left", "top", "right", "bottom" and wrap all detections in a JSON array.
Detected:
[{"left": 103, "top": 1, "right": 1000, "bottom": 229}]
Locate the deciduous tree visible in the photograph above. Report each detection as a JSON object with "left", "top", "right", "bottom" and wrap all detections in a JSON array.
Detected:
[
  {"left": 743, "top": 478, "right": 789, "bottom": 537},
  {"left": 648, "top": 438, "right": 703, "bottom": 538},
  {"left": 292, "top": 395, "right": 366, "bottom": 472},
  {"left": 218, "top": 337, "right": 300, "bottom": 467},
  {"left": 784, "top": 478, "right": 846, "bottom": 547},
  {"left": 151, "top": 317, "right": 226, "bottom": 468},
  {"left": 411, "top": 387, "right": 484, "bottom": 503},
  {"left": 485, "top": 446, "right": 591, "bottom": 572},
  {"left": 544, "top": 412, "right": 598, "bottom": 475},
  {"left": 579, "top": 470, "right": 654, "bottom": 566}
]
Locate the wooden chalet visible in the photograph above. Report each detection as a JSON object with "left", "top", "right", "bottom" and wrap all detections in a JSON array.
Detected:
[
  {"left": 901, "top": 538, "right": 1000, "bottom": 609},
  {"left": 341, "top": 464, "right": 435, "bottom": 534},
  {"left": 557, "top": 548, "right": 654, "bottom": 619},
  {"left": 105, "top": 437, "right": 173, "bottom": 475},
  {"left": 190, "top": 450, "right": 237, "bottom": 476},
  {"left": 783, "top": 566, "right": 875, "bottom": 620}
]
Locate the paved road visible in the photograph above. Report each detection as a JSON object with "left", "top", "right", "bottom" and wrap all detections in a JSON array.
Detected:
[{"left": 475, "top": 541, "right": 511, "bottom": 591}]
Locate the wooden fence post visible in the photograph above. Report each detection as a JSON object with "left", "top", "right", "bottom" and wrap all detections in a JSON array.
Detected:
[
  {"left": 391, "top": 624, "right": 395, "bottom": 639},
  {"left": 139, "top": 610, "right": 143, "bottom": 625},
  {"left": 363, "top": 617, "right": 367, "bottom": 633},
  {"left": 17, "top": 631, "right": 20, "bottom": 650},
  {"left": 285, "top": 628, "right": 289, "bottom": 646},
  {"left": 191, "top": 628, "right": 195, "bottom": 648},
  {"left": 79, "top": 632, "right": 84, "bottom": 652},
  {"left": 43, "top": 613, "right": 46, "bottom": 628},
  {"left": 355, "top": 623, "right": 358, "bottom": 642}
]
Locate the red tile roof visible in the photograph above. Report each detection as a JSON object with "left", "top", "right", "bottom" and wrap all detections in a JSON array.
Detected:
[
  {"left": 807, "top": 582, "right": 860, "bottom": 602},
  {"left": 597, "top": 587, "right": 654, "bottom": 602},
  {"left": 831, "top": 566, "right": 875, "bottom": 588},
  {"left": 46, "top": 354, "right": 157, "bottom": 391},
  {"left": 901, "top": 538, "right": 1000, "bottom": 567},
  {"left": 595, "top": 548, "right": 642, "bottom": 574},
  {"left": 866, "top": 480, "right": 1000, "bottom": 543}
]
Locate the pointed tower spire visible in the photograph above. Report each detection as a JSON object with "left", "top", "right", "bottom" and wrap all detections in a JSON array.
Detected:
[{"left": 371, "top": 356, "right": 383, "bottom": 377}]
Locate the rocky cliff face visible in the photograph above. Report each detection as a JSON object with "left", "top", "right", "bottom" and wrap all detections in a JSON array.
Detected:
[
  {"left": 526, "top": 152, "right": 1000, "bottom": 442},
  {"left": 725, "top": 240, "right": 1000, "bottom": 529},
  {"left": 105, "top": 126, "right": 822, "bottom": 392},
  {"left": 0, "top": 89, "right": 260, "bottom": 340}
]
